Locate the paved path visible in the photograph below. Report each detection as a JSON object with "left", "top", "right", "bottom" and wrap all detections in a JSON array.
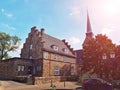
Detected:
[{"left": 0, "top": 80, "right": 81, "bottom": 90}]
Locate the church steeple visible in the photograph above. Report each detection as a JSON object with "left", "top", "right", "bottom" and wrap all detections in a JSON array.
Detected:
[
  {"left": 83, "top": 11, "right": 94, "bottom": 47},
  {"left": 87, "top": 11, "right": 92, "bottom": 33}
]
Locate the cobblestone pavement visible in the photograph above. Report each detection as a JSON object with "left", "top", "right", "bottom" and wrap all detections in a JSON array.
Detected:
[{"left": 0, "top": 80, "right": 81, "bottom": 90}]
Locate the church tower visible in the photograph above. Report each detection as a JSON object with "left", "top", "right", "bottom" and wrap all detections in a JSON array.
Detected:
[{"left": 83, "top": 11, "right": 94, "bottom": 47}]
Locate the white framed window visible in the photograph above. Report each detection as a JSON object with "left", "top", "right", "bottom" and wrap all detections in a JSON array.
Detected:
[
  {"left": 18, "top": 66, "right": 21, "bottom": 71},
  {"left": 44, "top": 52, "right": 48, "bottom": 59},
  {"left": 29, "top": 56, "right": 32, "bottom": 59},
  {"left": 21, "top": 66, "right": 25, "bottom": 71},
  {"left": 30, "top": 44, "right": 33, "bottom": 49},
  {"left": 63, "top": 48, "right": 69, "bottom": 54},
  {"left": 71, "top": 59, "right": 75, "bottom": 63},
  {"left": 18, "top": 66, "right": 25, "bottom": 71},
  {"left": 52, "top": 45, "right": 59, "bottom": 51},
  {"left": 63, "top": 56, "right": 67, "bottom": 62},
  {"left": 102, "top": 53, "right": 107, "bottom": 60},
  {"left": 71, "top": 67, "right": 74, "bottom": 75},
  {"left": 54, "top": 54, "right": 59, "bottom": 60},
  {"left": 54, "top": 66, "right": 60, "bottom": 75},
  {"left": 110, "top": 52, "right": 115, "bottom": 59}
]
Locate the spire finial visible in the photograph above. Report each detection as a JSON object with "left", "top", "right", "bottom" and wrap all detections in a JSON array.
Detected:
[{"left": 87, "top": 11, "right": 92, "bottom": 33}]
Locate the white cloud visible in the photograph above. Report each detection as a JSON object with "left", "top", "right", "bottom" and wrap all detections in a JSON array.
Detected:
[
  {"left": 16, "top": 42, "right": 23, "bottom": 53},
  {"left": 1, "top": 23, "right": 16, "bottom": 30},
  {"left": 68, "top": 37, "right": 80, "bottom": 45},
  {"left": 101, "top": 28, "right": 115, "bottom": 35},
  {"left": 9, "top": 42, "right": 23, "bottom": 57},
  {"left": 1, "top": 8, "right": 13, "bottom": 18}
]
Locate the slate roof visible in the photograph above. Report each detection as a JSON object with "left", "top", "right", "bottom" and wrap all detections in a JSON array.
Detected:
[{"left": 41, "top": 32, "right": 75, "bottom": 57}]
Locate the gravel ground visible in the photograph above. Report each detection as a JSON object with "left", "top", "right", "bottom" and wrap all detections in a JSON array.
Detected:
[{"left": 0, "top": 81, "right": 81, "bottom": 90}]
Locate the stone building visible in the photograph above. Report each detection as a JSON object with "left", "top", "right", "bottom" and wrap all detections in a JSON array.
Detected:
[
  {"left": 0, "top": 26, "right": 76, "bottom": 84},
  {"left": 0, "top": 58, "right": 33, "bottom": 79},
  {"left": 20, "top": 26, "right": 76, "bottom": 84}
]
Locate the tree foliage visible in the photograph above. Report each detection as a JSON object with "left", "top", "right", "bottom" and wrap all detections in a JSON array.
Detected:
[
  {"left": 82, "top": 34, "right": 116, "bottom": 80},
  {"left": 0, "top": 32, "right": 21, "bottom": 60}
]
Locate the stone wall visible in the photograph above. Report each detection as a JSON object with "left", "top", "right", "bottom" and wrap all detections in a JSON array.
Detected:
[
  {"left": 42, "top": 59, "right": 76, "bottom": 77},
  {"left": 21, "top": 27, "right": 43, "bottom": 59},
  {"left": 34, "top": 76, "right": 65, "bottom": 85},
  {"left": 0, "top": 58, "right": 32, "bottom": 80}
]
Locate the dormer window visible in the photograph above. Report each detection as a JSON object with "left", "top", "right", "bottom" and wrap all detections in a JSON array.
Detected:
[
  {"left": 63, "top": 48, "right": 69, "bottom": 54},
  {"left": 51, "top": 45, "right": 59, "bottom": 51}
]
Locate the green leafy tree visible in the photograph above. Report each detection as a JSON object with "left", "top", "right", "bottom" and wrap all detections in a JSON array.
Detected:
[
  {"left": 0, "top": 32, "right": 21, "bottom": 60},
  {"left": 113, "top": 45, "right": 120, "bottom": 79},
  {"left": 82, "top": 34, "right": 116, "bottom": 79}
]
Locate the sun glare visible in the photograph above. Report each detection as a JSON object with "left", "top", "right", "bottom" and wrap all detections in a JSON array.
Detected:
[{"left": 104, "top": 0, "right": 120, "bottom": 15}]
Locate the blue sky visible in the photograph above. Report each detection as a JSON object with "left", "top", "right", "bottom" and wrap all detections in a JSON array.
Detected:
[{"left": 0, "top": 0, "right": 120, "bottom": 57}]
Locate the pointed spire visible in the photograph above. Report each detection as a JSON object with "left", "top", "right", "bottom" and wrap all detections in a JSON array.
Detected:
[
  {"left": 87, "top": 10, "right": 92, "bottom": 33},
  {"left": 82, "top": 10, "right": 94, "bottom": 47}
]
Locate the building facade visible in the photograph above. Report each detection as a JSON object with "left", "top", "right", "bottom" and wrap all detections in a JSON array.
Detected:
[{"left": 21, "top": 26, "right": 76, "bottom": 84}]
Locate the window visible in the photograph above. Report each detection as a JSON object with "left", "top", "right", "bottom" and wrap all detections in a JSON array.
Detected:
[
  {"left": 102, "top": 53, "right": 107, "bottom": 60},
  {"left": 21, "top": 66, "right": 24, "bottom": 71},
  {"left": 71, "top": 59, "right": 75, "bottom": 63},
  {"left": 44, "top": 52, "right": 48, "bottom": 59},
  {"left": 71, "top": 67, "right": 74, "bottom": 75},
  {"left": 63, "top": 56, "right": 67, "bottom": 62},
  {"left": 110, "top": 52, "right": 115, "bottom": 59},
  {"left": 54, "top": 66, "right": 60, "bottom": 75},
  {"left": 63, "top": 48, "right": 69, "bottom": 54},
  {"left": 54, "top": 54, "right": 59, "bottom": 60},
  {"left": 18, "top": 66, "right": 21, "bottom": 71},
  {"left": 29, "top": 56, "right": 32, "bottom": 59},
  {"left": 30, "top": 44, "right": 33, "bottom": 49},
  {"left": 17, "top": 65, "right": 25, "bottom": 71},
  {"left": 51, "top": 45, "right": 59, "bottom": 51},
  {"left": 36, "top": 66, "right": 41, "bottom": 71}
]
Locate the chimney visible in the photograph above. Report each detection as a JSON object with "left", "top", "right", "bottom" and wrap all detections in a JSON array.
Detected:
[
  {"left": 31, "top": 26, "right": 36, "bottom": 30},
  {"left": 41, "top": 28, "right": 45, "bottom": 36}
]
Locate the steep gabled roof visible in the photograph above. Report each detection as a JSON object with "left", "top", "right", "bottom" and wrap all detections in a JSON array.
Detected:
[{"left": 42, "top": 32, "right": 75, "bottom": 57}]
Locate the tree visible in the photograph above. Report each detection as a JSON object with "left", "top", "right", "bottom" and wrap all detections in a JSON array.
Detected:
[
  {"left": 82, "top": 34, "right": 116, "bottom": 79},
  {"left": 0, "top": 32, "right": 21, "bottom": 60},
  {"left": 113, "top": 45, "right": 120, "bottom": 79}
]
